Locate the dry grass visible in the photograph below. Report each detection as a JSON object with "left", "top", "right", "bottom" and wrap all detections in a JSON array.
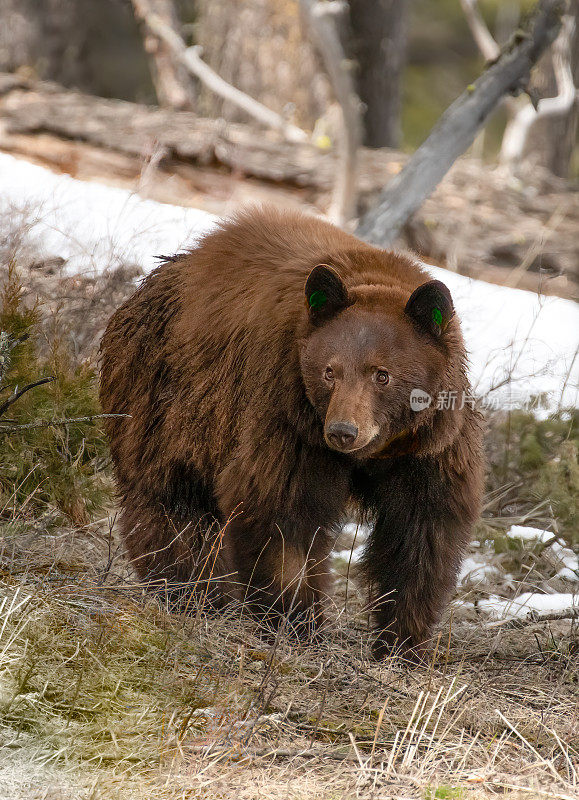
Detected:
[{"left": 0, "top": 512, "right": 577, "bottom": 800}]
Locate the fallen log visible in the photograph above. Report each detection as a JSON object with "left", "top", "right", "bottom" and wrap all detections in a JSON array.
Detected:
[
  {"left": 0, "top": 74, "right": 339, "bottom": 188},
  {"left": 0, "top": 74, "right": 575, "bottom": 299}
]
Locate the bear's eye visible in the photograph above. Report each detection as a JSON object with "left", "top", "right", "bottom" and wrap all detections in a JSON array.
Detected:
[
  {"left": 374, "top": 369, "right": 389, "bottom": 386},
  {"left": 324, "top": 366, "right": 334, "bottom": 382}
]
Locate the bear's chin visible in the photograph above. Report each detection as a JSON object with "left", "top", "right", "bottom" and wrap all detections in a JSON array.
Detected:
[{"left": 324, "top": 437, "right": 380, "bottom": 459}]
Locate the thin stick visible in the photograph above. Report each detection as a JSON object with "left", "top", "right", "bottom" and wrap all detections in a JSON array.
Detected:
[
  {"left": 0, "top": 377, "right": 55, "bottom": 417},
  {"left": 0, "top": 413, "right": 130, "bottom": 431},
  {"left": 496, "top": 709, "right": 566, "bottom": 784}
]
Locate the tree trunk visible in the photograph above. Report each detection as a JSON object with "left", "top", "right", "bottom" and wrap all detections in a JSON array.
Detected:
[
  {"left": 195, "top": 0, "right": 330, "bottom": 130},
  {"left": 349, "top": 0, "right": 409, "bottom": 148},
  {"left": 0, "top": 0, "right": 153, "bottom": 102},
  {"left": 524, "top": 0, "right": 578, "bottom": 177}
]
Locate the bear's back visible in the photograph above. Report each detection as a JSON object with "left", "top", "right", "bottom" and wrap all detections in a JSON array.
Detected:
[{"left": 172, "top": 208, "right": 427, "bottom": 346}]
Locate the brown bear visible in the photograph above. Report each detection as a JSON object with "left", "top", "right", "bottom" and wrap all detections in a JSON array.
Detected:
[{"left": 99, "top": 207, "right": 484, "bottom": 658}]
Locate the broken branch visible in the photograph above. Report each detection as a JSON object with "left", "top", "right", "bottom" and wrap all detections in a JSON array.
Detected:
[
  {"left": 0, "top": 377, "right": 55, "bottom": 418},
  {"left": 500, "top": 13, "right": 578, "bottom": 166},
  {"left": 136, "top": 9, "right": 308, "bottom": 143},
  {"left": 357, "top": 0, "right": 566, "bottom": 246}
]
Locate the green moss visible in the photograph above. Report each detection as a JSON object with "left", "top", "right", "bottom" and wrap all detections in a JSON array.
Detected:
[{"left": 425, "top": 787, "right": 465, "bottom": 800}]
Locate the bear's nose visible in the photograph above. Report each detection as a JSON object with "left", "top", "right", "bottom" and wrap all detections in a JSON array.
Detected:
[{"left": 326, "top": 421, "right": 359, "bottom": 450}]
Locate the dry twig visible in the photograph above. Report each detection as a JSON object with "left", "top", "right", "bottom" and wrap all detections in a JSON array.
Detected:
[
  {"left": 0, "top": 413, "right": 130, "bottom": 432},
  {"left": 0, "top": 377, "right": 55, "bottom": 417}
]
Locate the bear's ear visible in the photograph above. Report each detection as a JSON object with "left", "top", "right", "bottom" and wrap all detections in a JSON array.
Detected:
[
  {"left": 305, "top": 264, "right": 350, "bottom": 324},
  {"left": 405, "top": 280, "right": 454, "bottom": 338}
]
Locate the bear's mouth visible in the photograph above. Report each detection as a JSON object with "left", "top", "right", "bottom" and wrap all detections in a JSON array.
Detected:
[{"left": 326, "top": 426, "right": 418, "bottom": 459}]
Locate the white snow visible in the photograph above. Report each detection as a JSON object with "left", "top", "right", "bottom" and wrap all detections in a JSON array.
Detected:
[
  {"left": 458, "top": 556, "right": 500, "bottom": 585},
  {"left": 507, "top": 525, "right": 554, "bottom": 543},
  {"left": 506, "top": 526, "right": 578, "bottom": 581},
  {"left": 1, "top": 152, "right": 578, "bottom": 409},
  {"left": 0, "top": 153, "right": 217, "bottom": 276},
  {"left": 479, "top": 591, "right": 578, "bottom": 619},
  {"left": 426, "top": 265, "right": 579, "bottom": 410}
]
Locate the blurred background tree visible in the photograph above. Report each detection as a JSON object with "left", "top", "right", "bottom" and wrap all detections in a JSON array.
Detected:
[
  {"left": 0, "top": 0, "right": 576, "bottom": 175},
  {"left": 349, "top": 0, "right": 409, "bottom": 148}
]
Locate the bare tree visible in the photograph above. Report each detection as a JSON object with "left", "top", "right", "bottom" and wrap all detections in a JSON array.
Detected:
[
  {"left": 500, "top": 12, "right": 577, "bottom": 171},
  {"left": 299, "top": 0, "right": 362, "bottom": 225},
  {"left": 460, "top": 0, "right": 577, "bottom": 176},
  {"left": 131, "top": 0, "right": 196, "bottom": 110},
  {"left": 357, "top": 0, "right": 566, "bottom": 246},
  {"left": 349, "top": 0, "right": 409, "bottom": 148}
]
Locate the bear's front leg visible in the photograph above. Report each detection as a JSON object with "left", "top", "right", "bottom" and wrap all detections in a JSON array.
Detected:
[
  {"left": 227, "top": 517, "right": 334, "bottom": 637},
  {"left": 360, "top": 452, "right": 482, "bottom": 660}
]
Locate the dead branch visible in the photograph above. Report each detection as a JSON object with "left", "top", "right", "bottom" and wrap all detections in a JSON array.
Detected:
[
  {"left": 0, "top": 413, "right": 130, "bottom": 432},
  {"left": 357, "top": 0, "right": 566, "bottom": 247},
  {"left": 460, "top": 0, "right": 501, "bottom": 62},
  {"left": 484, "top": 607, "right": 579, "bottom": 629},
  {"left": 0, "top": 377, "right": 55, "bottom": 417},
  {"left": 136, "top": 9, "right": 308, "bottom": 143},
  {"left": 131, "top": 0, "right": 196, "bottom": 111},
  {"left": 299, "top": 0, "right": 362, "bottom": 224},
  {"left": 500, "top": 14, "right": 578, "bottom": 166},
  {"left": 460, "top": 0, "right": 520, "bottom": 157}
]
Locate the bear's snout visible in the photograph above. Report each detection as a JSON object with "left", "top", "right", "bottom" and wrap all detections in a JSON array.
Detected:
[{"left": 325, "top": 421, "right": 359, "bottom": 451}]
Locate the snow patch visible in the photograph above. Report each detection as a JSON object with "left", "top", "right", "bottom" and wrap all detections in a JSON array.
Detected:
[
  {"left": 479, "top": 591, "right": 578, "bottom": 619},
  {"left": 425, "top": 266, "right": 579, "bottom": 410},
  {"left": 458, "top": 556, "right": 500, "bottom": 585},
  {"left": 0, "top": 153, "right": 217, "bottom": 276},
  {"left": 507, "top": 525, "right": 554, "bottom": 543},
  {"left": 506, "top": 526, "right": 578, "bottom": 581}
]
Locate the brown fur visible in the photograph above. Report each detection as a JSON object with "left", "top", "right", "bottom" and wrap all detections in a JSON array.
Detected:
[{"left": 99, "top": 208, "right": 485, "bottom": 657}]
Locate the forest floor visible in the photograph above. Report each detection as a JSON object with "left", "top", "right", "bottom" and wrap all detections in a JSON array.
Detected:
[
  {"left": 0, "top": 509, "right": 577, "bottom": 800},
  {"left": 0, "top": 156, "right": 577, "bottom": 799}
]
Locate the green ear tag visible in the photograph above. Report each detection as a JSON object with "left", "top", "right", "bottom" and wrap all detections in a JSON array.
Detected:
[
  {"left": 309, "top": 290, "right": 327, "bottom": 309},
  {"left": 432, "top": 307, "right": 443, "bottom": 327}
]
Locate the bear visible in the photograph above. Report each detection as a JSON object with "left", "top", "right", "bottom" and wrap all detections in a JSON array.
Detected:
[{"left": 99, "top": 207, "right": 484, "bottom": 659}]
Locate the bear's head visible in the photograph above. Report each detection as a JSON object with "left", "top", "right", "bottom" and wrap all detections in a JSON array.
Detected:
[{"left": 299, "top": 263, "right": 458, "bottom": 459}]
